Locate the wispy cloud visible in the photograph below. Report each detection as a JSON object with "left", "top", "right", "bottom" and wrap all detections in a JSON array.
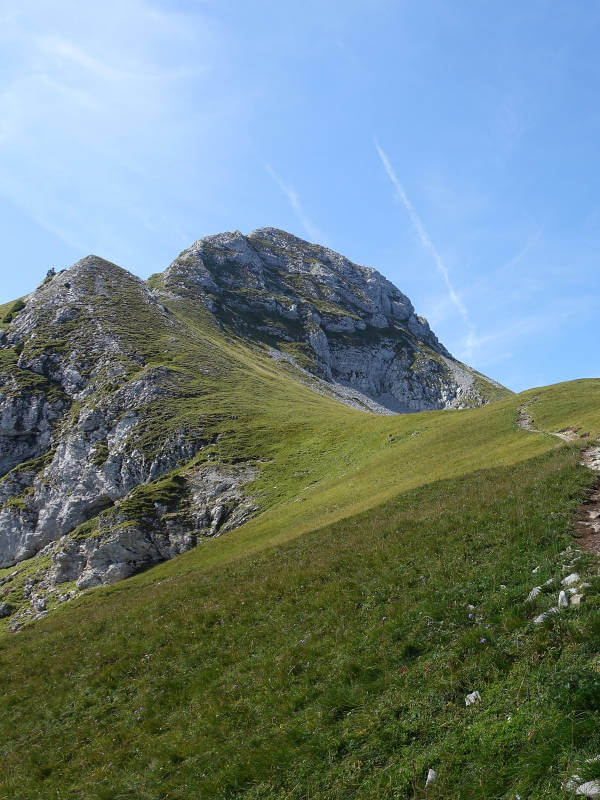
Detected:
[
  {"left": 264, "top": 163, "right": 326, "bottom": 243},
  {"left": 0, "top": 0, "right": 237, "bottom": 260},
  {"left": 374, "top": 139, "right": 477, "bottom": 356},
  {"left": 467, "top": 294, "right": 594, "bottom": 364}
]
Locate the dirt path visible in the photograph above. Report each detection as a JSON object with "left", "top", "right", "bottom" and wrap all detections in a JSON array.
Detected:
[
  {"left": 575, "top": 447, "right": 600, "bottom": 556},
  {"left": 516, "top": 399, "right": 579, "bottom": 441},
  {"left": 517, "top": 403, "right": 600, "bottom": 555}
]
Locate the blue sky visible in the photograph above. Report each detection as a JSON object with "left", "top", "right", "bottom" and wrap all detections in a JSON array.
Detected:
[{"left": 1, "top": 0, "right": 598, "bottom": 391}]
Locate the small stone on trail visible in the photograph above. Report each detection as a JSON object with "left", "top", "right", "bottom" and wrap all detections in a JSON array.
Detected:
[
  {"left": 562, "top": 573, "right": 580, "bottom": 587},
  {"left": 558, "top": 590, "right": 569, "bottom": 608},
  {"left": 532, "top": 566, "right": 540, "bottom": 573},
  {"left": 465, "top": 690, "right": 481, "bottom": 706},
  {"left": 425, "top": 768, "right": 436, "bottom": 787}
]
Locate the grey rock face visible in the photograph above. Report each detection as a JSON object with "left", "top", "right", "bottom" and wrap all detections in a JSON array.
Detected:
[
  {"left": 22, "top": 464, "right": 256, "bottom": 605},
  {"left": 526, "top": 586, "right": 542, "bottom": 601},
  {"left": 562, "top": 573, "right": 580, "bottom": 587},
  {"left": 1, "top": 463, "right": 257, "bottom": 630},
  {"left": 164, "top": 228, "right": 506, "bottom": 413},
  {"left": 577, "top": 780, "right": 600, "bottom": 797},
  {"left": 465, "top": 690, "right": 481, "bottom": 706},
  {"left": 0, "top": 387, "right": 67, "bottom": 477},
  {"left": 558, "top": 590, "right": 569, "bottom": 608},
  {"left": 0, "top": 257, "right": 206, "bottom": 571},
  {"left": 0, "top": 369, "right": 203, "bottom": 569}
]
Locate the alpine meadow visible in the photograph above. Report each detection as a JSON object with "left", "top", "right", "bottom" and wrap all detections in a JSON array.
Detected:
[{"left": 0, "top": 227, "right": 599, "bottom": 799}]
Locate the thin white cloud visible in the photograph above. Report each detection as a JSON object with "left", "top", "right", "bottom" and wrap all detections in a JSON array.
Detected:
[
  {"left": 374, "top": 139, "right": 477, "bottom": 356},
  {"left": 0, "top": 0, "right": 238, "bottom": 261},
  {"left": 264, "top": 163, "right": 326, "bottom": 243},
  {"left": 462, "top": 293, "right": 595, "bottom": 373}
]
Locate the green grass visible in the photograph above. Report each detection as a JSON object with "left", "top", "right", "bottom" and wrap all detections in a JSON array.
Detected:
[
  {"left": 0, "top": 372, "right": 599, "bottom": 797},
  {"left": 521, "top": 379, "right": 600, "bottom": 437},
  {"left": 0, "top": 554, "right": 52, "bottom": 616},
  {"left": 117, "top": 473, "right": 188, "bottom": 528},
  {"left": 1, "top": 298, "right": 25, "bottom": 324},
  {"left": 1, "top": 442, "right": 599, "bottom": 798},
  {"left": 0, "top": 297, "right": 19, "bottom": 321},
  {"left": 1, "top": 276, "right": 599, "bottom": 798}
]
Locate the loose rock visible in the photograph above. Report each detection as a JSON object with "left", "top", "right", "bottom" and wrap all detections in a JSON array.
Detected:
[
  {"left": 570, "top": 594, "right": 584, "bottom": 606},
  {"left": 465, "top": 691, "right": 481, "bottom": 706},
  {"left": 566, "top": 776, "right": 583, "bottom": 792},
  {"left": 534, "top": 607, "right": 559, "bottom": 625},
  {"left": 576, "top": 780, "right": 600, "bottom": 797}
]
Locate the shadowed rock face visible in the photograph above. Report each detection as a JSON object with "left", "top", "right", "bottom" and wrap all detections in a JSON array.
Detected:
[
  {"left": 0, "top": 231, "right": 509, "bottom": 622},
  {"left": 164, "top": 227, "right": 505, "bottom": 413}
]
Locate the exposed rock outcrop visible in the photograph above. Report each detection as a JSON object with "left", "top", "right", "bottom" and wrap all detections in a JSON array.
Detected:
[
  {"left": 47, "top": 463, "right": 256, "bottom": 590},
  {"left": 0, "top": 386, "right": 67, "bottom": 477},
  {"left": 163, "top": 227, "right": 506, "bottom": 412},
  {"left": 0, "top": 258, "right": 209, "bottom": 571},
  {"left": 3, "top": 464, "right": 256, "bottom": 630}
]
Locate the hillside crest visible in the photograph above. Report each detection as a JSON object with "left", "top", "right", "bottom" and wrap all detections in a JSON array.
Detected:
[{"left": 0, "top": 228, "right": 509, "bottom": 625}]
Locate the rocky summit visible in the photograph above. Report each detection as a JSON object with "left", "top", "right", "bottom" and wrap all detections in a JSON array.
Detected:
[
  {"left": 0, "top": 228, "right": 508, "bottom": 626},
  {"left": 165, "top": 227, "right": 505, "bottom": 413}
]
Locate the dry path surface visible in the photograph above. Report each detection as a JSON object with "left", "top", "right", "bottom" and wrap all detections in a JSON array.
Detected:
[
  {"left": 517, "top": 400, "right": 579, "bottom": 441},
  {"left": 576, "top": 447, "right": 600, "bottom": 556},
  {"left": 517, "top": 402, "right": 600, "bottom": 555}
]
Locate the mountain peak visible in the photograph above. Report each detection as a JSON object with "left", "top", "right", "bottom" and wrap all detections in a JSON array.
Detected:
[
  {"left": 162, "top": 228, "right": 506, "bottom": 413},
  {"left": 248, "top": 226, "right": 311, "bottom": 244},
  {"left": 70, "top": 254, "right": 124, "bottom": 273}
]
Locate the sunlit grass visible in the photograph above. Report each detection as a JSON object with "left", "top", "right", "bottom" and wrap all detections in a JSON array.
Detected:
[{"left": 1, "top": 284, "right": 599, "bottom": 798}]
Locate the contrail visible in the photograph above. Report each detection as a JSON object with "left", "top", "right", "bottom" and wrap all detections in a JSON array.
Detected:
[
  {"left": 374, "top": 139, "right": 476, "bottom": 354},
  {"left": 264, "top": 163, "right": 326, "bottom": 244}
]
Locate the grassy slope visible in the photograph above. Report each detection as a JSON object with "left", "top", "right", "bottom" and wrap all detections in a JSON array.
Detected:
[
  {"left": 0, "top": 296, "right": 599, "bottom": 797},
  {"left": 0, "top": 297, "right": 25, "bottom": 323}
]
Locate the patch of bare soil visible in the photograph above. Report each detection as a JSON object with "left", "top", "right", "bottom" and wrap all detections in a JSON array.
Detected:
[
  {"left": 574, "top": 447, "right": 600, "bottom": 556},
  {"left": 516, "top": 403, "right": 592, "bottom": 442},
  {"left": 517, "top": 405, "right": 600, "bottom": 556},
  {"left": 555, "top": 426, "right": 590, "bottom": 442}
]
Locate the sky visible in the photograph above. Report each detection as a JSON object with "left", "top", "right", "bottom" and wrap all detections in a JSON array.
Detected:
[{"left": 1, "top": 0, "right": 598, "bottom": 392}]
